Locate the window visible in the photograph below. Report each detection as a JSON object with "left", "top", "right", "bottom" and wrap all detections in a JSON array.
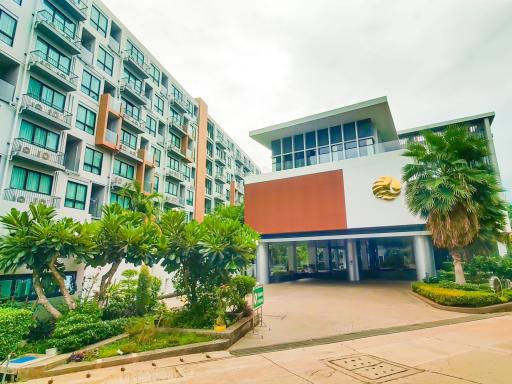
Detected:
[
  {"left": 113, "top": 159, "right": 135, "bottom": 179},
  {"left": 121, "top": 98, "right": 140, "bottom": 120},
  {"left": 83, "top": 147, "right": 103, "bottom": 175},
  {"left": 165, "top": 181, "right": 178, "bottom": 196},
  {"left": 126, "top": 40, "right": 144, "bottom": 65},
  {"left": 207, "top": 121, "right": 214, "bottom": 139},
  {"left": 357, "top": 119, "right": 373, "bottom": 138},
  {"left": 330, "top": 125, "right": 342, "bottom": 143},
  {"left": 168, "top": 156, "right": 180, "bottom": 171},
  {"left": 206, "top": 141, "right": 213, "bottom": 157},
  {"left": 145, "top": 115, "right": 157, "bottom": 136},
  {"left": 305, "top": 131, "right": 316, "bottom": 149},
  {"left": 206, "top": 160, "right": 212, "bottom": 176},
  {"left": 34, "top": 38, "right": 71, "bottom": 74},
  {"left": 121, "top": 129, "right": 137, "bottom": 149},
  {"left": 153, "top": 175, "right": 159, "bottom": 192},
  {"left": 170, "top": 133, "right": 181, "bottom": 149},
  {"left": 154, "top": 95, "right": 164, "bottom": 115},
  {"left": 97, "top": 46, "right": 114, "bottom": 76},
  {"left": 123, "top": 68, "right": 142, "bottom": 93},
  {"left": 186, "top": 190, "right": 193, "bottom": 206},
  {"left": 151, "top": 146, "right": 161, "bottom": 167},
  {"left": 205, "top": 198, "right": 212, "bottom": 214},
  {"left": 76, "top": 105, "right": 96, "bottom": 134},
  {"left": 19, "top": 120, "right": 59, "bottom": 151},
  {"left": 282, "top": 137, "right": 292, "bottom": 153},
  {"left": 13, "top": 0, "right": 22, "bottom": 5},
  {"left": 64, "top": 181, "right": 87, "bottom": 210},
  {"left": 293, "top": 134, "right": 304, "bottom": 150},
  {"left": 343, "top": 122, "right": 356, "bottom": 141},
  {"left": 317, "top": 128, "right": 329, "bottom": 147},
  {"left": 0, "top": 272, "right": 76, "bottom": 301},
  {"left": 41, "top": 0, "right": 76, "bottom": 39},
  {"left": 81, "top": 70, "right": 101, "bottom": 101},
  {"left": 149, "top": 64, "right": 160, "bottom": 84},
  {"left": 27, "top": 77, "right": 65, "bottom": 111},
  {"left": 10, "top": 166, "right": 53, "bottom": 194},
  {"left": 205, "top": 179, "right": 212, "bottom": 195},
  {"left": 215, "top": 183, "right": 223, "bottom": 194},
  {"left": 184, "top": 166, "right": 193, "bottom": 182},
  {"left": 90, "top": 5, "right": 108, "bottom": 37},
  {"left": 110, "top": 192, "right": 130, "bottom": 208}
]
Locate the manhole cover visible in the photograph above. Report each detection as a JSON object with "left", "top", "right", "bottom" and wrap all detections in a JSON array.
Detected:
[{"left": 325, "top": 354, "right": 421, "bottom": 383}]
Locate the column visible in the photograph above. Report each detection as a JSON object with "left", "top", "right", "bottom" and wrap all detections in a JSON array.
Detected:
[
  {"left": 413, "top": 235, "right": 436, "bottom": 280},
  {"left": 346, "top": 239, "right": 360, "bottom": 281},
  {"left": 256, "top": 242, "right": 269, "bottom": 285},
  {"left": 308, "top": 242, "right": 316, "bottom": 271},
  {"left": 287, "top": 243, "right": 297, "bottom": 272}
]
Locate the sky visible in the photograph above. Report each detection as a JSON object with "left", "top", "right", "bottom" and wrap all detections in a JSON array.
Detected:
[{"left": 103, "top": 0, "right": 512, "bottom": 201}]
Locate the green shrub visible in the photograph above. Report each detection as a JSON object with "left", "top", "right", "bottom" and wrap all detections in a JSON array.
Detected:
[
  {"left": 412, "top": 282, "right": 503, "bottom": 307},
  {"left": 27, "top": 318, "right": 55, "bottom": 342},
  {"left": 438, "top": 281, "right": 491, "bottom": 292},
  {"left": 0, "top": 307, "right": 34, "bottom": 359},
  {"left": 231, "top": 276, "right": 256, "bottom": 298},
  {"left": 136, "top": 266, "right": 152, "bottom": 316}
]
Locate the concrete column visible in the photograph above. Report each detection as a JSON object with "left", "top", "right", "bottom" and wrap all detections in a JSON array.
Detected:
[
  {"left": 413, "top": 235, "right": 436, "bottom": 280},
  {"left": 308, "top": 242, "right": 316, "bottom": 271},
  {"left": 360, "top": 240, "right": 369, "bottom": 271},
  {"left": 287, "top": 243, "right": 297, "bottom": 272},
  {"left": 256, "top": 242, "right": 269, "bottom": 284},
  {"left": 346, "top": 239, "right": 360, "bottom": 281}
]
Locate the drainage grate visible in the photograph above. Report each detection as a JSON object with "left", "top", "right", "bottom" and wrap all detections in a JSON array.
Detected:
[{"left": 326, "top": 354, "right": 421, "bottom": 383}]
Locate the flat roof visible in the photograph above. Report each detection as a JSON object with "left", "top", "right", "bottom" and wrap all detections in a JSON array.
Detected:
[
  {"left": 398, "top": 112, "right": 495, "bottom": 136},
  {"left": 249, "top": 96, "right": 398, "bottom": 149}
]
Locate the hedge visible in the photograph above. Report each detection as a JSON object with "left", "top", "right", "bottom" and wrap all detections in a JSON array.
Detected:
[
  {"left": 412, "top": 282, "right": 505, "bottom": 307},
  {"left": 0, "top": 307, "right": 33, "bottom": 359}
]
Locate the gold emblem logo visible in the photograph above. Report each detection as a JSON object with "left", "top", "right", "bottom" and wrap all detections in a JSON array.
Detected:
[{"left": 372, "top": 176, "right": 401, "bottom": 200}]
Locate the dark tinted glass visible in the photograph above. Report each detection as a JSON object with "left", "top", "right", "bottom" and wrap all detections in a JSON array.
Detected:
[
  {"left": 330, "top": 125, "right": 342, "bottom": 143},
  {"left": 305, "top": 131, "right": 316, "bottom": 149},
  {"left": 317, "top": 128, "right": 329, "bottom": 146},
  {"left": 271, "top": 140, "right": 281, "bottom": 156},
  {"left": 282, "top": 137, "right": 293, "bottom": 153},
  {"left": 343, "top": 122, "right": 356, "bottom": 141}
]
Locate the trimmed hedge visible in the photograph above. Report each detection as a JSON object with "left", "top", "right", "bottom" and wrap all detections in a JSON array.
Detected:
[
  {"left": 0, "top": 307, "right": 34, "bottom": 359},
  {"left": 412, "top": 282, "right": 505, "bottom": 307}
]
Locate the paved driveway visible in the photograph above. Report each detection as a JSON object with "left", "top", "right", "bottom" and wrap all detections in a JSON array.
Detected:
[{"left": 232, "top": 278, "right": 466, "bottom": 350}]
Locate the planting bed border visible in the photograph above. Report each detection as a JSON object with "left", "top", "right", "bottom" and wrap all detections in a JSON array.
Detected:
[
  {"left": 411, "top": 291, "right": 512, "bottom": 314},
  {"left": 10, "top": 313, "right": 257, "bottom": 381}
]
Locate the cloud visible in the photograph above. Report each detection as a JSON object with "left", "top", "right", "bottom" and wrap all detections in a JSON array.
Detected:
[{"left": 103, "top": 0, "right": 512, "bottom": 199}]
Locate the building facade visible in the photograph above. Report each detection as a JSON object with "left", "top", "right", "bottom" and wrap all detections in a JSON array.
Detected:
[
  {"left": 0, "top": 0, "right": 259, "bottom": 300},
  {"left": 244, "top": 97, "right": 505, "bottom": 284}
]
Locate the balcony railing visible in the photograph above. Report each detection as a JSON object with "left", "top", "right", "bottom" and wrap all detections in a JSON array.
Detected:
[
  {"left": 164, "top": 194, "right": 185, "bottom": 206},
  {"left": 79, "top": 46, "right": 94, "bottom": 65},
  {"left": 55, "top": 0, "right": 88, "bottom": 20},
  {"left": 122, "top": 50, "right": 149, "bottom": 78},
  {"left": 165, "top": 168, "right": 185, "bottom": 181},
  {"left": 88, "top": 198, "right": 102, "bottom": 218},
  {"left": 4, "top": 188, "right": 60, "bottom": 208},
  {"left": 35, "top": 11, "right": 81, "bottom": 53},
  {"left": 110, "top": 176, "right": 130, "bottom": 189},
  {"left": 0, "top": 78, "right": 15, "bottom": 103},
  {"left": 108, "top": 36, "right": 120, "bottom": 53},
  {"left": 11, "top": 139, "right": 64, "bottom": 166},
  {"left": 105, "top": 129, "right": 118, "bottom": 145},
  {"left": 119, "top": 143, "right": 139, "bottom": 158},
  {"left": 170, "top": 96, "right": 188, "bottom": 112},
  {"left": 29, "top": 50, "right": 78, "bottom": 88},
  {"left": 21, "top": 94, "right": 72, "bottom": 128}
]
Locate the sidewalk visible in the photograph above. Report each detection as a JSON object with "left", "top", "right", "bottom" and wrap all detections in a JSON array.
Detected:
[{"left": 26, "top": 313, "right": 512, "bottom": 383}]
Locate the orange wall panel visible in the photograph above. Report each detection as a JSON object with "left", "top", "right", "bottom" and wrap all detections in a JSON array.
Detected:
[
  {"left": 193, "top": 98, "right": 208, "bottom": 222},
  {"left": 245, "top": 170, "right": 347, "bottom": 234}
]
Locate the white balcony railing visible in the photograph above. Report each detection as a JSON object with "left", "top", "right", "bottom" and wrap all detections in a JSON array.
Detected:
[{"left": 4, "top": 189, "right": 60, "bottom": 208}]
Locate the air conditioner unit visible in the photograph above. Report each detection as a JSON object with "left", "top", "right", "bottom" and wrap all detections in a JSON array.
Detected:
[{"left": 16, "top": 195, "right": 25, "bottom": 203}]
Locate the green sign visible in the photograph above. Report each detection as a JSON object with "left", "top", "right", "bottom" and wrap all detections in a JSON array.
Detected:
[{"left": 253, "top": 285, "right": 264, "bottom": 309}]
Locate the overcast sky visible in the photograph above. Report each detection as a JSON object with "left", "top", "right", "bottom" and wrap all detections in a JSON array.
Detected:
[{"left": 104, "top": 0, "right": 512, "bottom": 200}]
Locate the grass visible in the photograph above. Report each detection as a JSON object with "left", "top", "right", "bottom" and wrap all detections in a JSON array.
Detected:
[{"left": 85, "top": 332, "right": 215, "bottom": 360}]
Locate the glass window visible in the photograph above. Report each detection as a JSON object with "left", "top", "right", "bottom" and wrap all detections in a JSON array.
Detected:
[
  {"left": 168, "top": 156, "right": 180, "bottom": 171},
  {"left": 343, "top": 122, "right": 356, "bottom": 141},
  {"left": 318, "top": 146, "right": 330, "bottom": 163},
  {"left": 154, "top": 95, "right": 164, "bottom": 115},
  {"left": 113, "top": 159, "right": 135, "bottom": 179},
  {"left": 293, "top": 134, "right": 304, "bottom": 150},
  {"left": 121, "top": 98, "right": 140, "bottom": 120},
  {"left": 35, "top": 38, "right": 70, "bottom": 74},
  {"left": 306, "top": 149, "right": 317, "bottom": 166},
  {"left": 90, "top": 5, "right": 108, "bottom": 37},
  {"left": 330, "top": 125, "right": 342, "bottom": 143},
  {"left": 272, "top": 156, "right": 281, "bottom": 172},
  {"left": 282, "top": 137, "right": 292, "bottom": 153},
  {"left": 153, "top": 175, "right": 159, "bottom": 192},
  {"left": 305, "top": 131, "right": 316, "bottom": 149},
  {"left": 358, "top": 137, "right": 375, "bottom": 156},
  {"left": 122, "top": 68, "right": 142, "bottom": 93},
  {"left": 81, "top": 70, "right": 101, "bottom": 101},
  {"left": 186, "top": 190, "right": 193, "bottom": 206},
  {"left": 151, "top": 146, "right": 161, "bottom": 166},
  {"left": 10, "top": 166, "right": 53, "bottom": 194},
  {"left": 205, "top": 179, "right": 212, "bottom": 195},
  {"left": 283, "top": 153, "right": 293, "bottom": 170},
  {"left": 76, "top": 105, "right": 96, "bottom": 135},
  {"left": 344, "top": 140, "right": 358, "bottom": 159},
  {"left": 165, "top": 180, "right": 179, "bottom": 196},
  {"left": 27, "top": 77, "right": 65, "bottom": 111},
  {"left": 145, "top": 115, "right": 156, "bottom": 136},
  {"left": 170, "top": 133, "right": 181, "bottom": 149},
  {"left": 121, "top": 129, "right": 137, "bottom": 149},
  {"left": 41, "top": 0, "right": 76, "bottom": 39},
  {"left": 0, "top": 9, "right": 16, "bottom": 46},
  {"left": 19, "top": 120, "right": 59, "bottom": 151},
  {"left": 126, "top": 40, "right": 144, "bottom": 65},
  {"left": 271, "top": 140, "right": 281, "bottom": 156},
  {"left": 149, "top": 64, "right": 160, "bottom": 84},
  {"left": 205, "top": 198, "right": 212, "bottom": 213},
  {"left": 332, "top": 144, "right": 344, "bottom": 161},
  {"left": 294, "top": 151, "right": 305, "bottom": 168},
  {"left": 206, "top": 160, "right": 212, "bottom": 176},
  {"left": 64, "top": 181, "right": 87, "bottom": 210},
  {"left": 110, "top": 192, "right": 130, "bottom": 208},
  {"left": 357, "top": 119, "right": 373, "bottom": 138},
  {"left": 83, "top": 147, "right": 102, "bottom": 175},
  {"left": 97, "top": 46, "right": 114, "bottom": 76},
  {"left": 317, "top": 128, "right": 329, "bottom": 147}
]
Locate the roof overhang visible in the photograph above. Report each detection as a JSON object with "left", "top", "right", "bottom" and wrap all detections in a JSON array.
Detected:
[
  {"left": 249, "top": 96, "right": 398, "bottom": 149},
  {"left": 398, "top": 112, "right": 495, "bottom": 136}
]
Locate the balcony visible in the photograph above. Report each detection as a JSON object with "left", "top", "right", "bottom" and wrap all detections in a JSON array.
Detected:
[
  {"left": 216, "top": 135, "right": 227, "bottom": 149},
  {"left": 215, "top": 155, "right": 226, "bottom": 165},
  {"left": 235, "top": 154, "right": 244, "bottom": 164},
  {"left": 165, "top": 168, "right": 185, "bottom": 182},
  {"left": 215, "top": 172, "right": 227, "bottom": 183},
  {"left": 11, "top": 139, "right": 65, "bottom": 170},
  {"left": 108, "top": 36, "right": 120, "bottom": 54},
  {"left": 0, "top": 78, "right": 15, "bottom": 103},
  {"left": 53, "top": 0, "right": 88, "bottom": 21},
  {"left": 34, "top": 11, "right": 81, "bottom": 54},
  {"left": 110, "top": 176, "right": 130, "bottom": 189},
  {"left": 164, "top": 194, "right": 184, "bottom": 207},
  {"left": 184, "top": 149, "right": 194, "bottom": 163},
  {"left": 121, "top": 111, "right": 144, "bottom": 133},
  {"left": 28, "top": 51, "right": 78, "bottom": 91},
  {"left": 168, "top": 144, "right": 183, "bottom": 157},
  {"left": 170, "top": 97, "right": 188, "bottom": 113},
  {"left": 214, "top": 191, "right": 225, "bottom": 201},
  {"left": 88, "top": 198, "right": 102, "bottom": 219},
  {"left": 118, "top": 143, "right": 142, "bottom": 163},
  {"left": 235, "top": 181, "right": 244, "bottom": 192},
  {"left": 186, "top": 121, "right": 198, "bottom": 139},
  {"left": 120, "top": 78, "right": 147, "bottom": 106},
  {"left": 122, "top": 50, "right": 149, "bottom": 79},
  {"left": 4, "top": 188, "right": 60, "bottom": 208},
  {"left": 138, "top": 148, "right": 155, "bottom": 168},
  {"left": 168, "top": 116, "right": 188, "bottom": 136},
  {"left": 20, "top": 94, "right": 72, "bottom": 130}
]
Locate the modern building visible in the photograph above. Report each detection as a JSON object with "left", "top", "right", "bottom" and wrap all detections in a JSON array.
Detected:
[
  {"left": 0, "top": 0, "right": 259, "bottom": 300},
  {"left": 244, "top": 97, "right": 505, "bottom": 284}
]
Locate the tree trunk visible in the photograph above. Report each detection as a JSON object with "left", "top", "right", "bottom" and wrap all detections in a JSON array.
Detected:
[
  {"left": 48, "top": 254, "right": 76, "bottom": 310},
  {"left": 98, "top": 259, "right": 122, "bottom": 300},
  {"left": 451, "top": 250, "right": 466, "bottom": 285},
  {"left": 33, "top": 271, "right": 61, "bottom": 319}
]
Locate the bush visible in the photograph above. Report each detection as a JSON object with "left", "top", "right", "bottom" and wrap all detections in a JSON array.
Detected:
[
  {"left": 231, "top": 276, "right": 256, "bottom": 299},
  {"left": 412, "top": 282, "right": 503, "bottom": 307},
  {"left": 0, "top": 307, "right": 34, "bottom": 359},
  {"left": 136, "top": 266, "right": 152, "bottom": 316},
  {"left": 438, "top": 281, "right": 491, "bottom": 292},
  {"left": 27, "top": 318, "right": 55, "bottom": 342}
]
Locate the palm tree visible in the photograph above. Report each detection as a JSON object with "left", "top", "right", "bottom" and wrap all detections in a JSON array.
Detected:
[
  {"left": 403, "top": 125, "right": 507, "bottom": 284},
  {"left": 0, "top": 204, "right": 96, "bottom": 318},
  {"left": 119, "top": 180, "right": 162, "bottom": 222}
]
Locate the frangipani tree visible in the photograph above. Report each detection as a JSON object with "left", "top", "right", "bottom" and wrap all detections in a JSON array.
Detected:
[{"left": 0, "top": 204, "right": 96, "bottom": 318}]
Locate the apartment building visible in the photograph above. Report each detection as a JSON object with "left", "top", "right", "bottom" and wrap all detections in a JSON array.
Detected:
[
  {"left": 0, "top": 0, "right": 259, "bottom": 299},
  {"left": 244, "top": 97, "right": 505, "bottom": 284}
]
